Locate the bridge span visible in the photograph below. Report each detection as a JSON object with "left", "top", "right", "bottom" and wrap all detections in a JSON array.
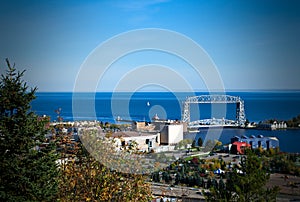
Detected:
[
  {"left": 182, "top": 94, "right": 246, "bottom": 128},
  {"left": 188, "top": 118, "right": 239, "bottom": 128}
]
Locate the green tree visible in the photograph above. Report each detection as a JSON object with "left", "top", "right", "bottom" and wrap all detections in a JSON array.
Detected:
[
  {"left": 192, "top": 139, "right": 196, "bottom": 148},
  {"left": 197, "top": 137, "right": 203, "bottom": 147},
  {"left": 245, "top": 119, "right": 250, "bottom": 126},
  {"left": 203, "top": 139, "right": 215, "bottom": 152},
  {"left": 175, "top": 139, "right": 193, "bottom": 150},
  {"left": 0, "top": 59, "right": 58, "bottom": 201},
  {"left": 205, "top": 149, "right": 279, "bottom": 201}
]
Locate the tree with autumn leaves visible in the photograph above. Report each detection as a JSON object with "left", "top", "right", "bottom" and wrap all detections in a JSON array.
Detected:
[
  {"left": 57, "top": 129, "right": 152, "bottom": 201},
  {"left": 0, "top": 59, "right": 152, "bottom": 201}
]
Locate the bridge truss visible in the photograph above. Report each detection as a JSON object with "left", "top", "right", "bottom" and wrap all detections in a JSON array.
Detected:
[{"left": 182, "top": 95, "right": 246, "bottom": 127}]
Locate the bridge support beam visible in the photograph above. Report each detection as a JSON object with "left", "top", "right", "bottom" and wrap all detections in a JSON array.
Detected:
[
  {"left": 182, "top": 95, "right": 246, "bottom": 127},
  {"left": 236, "top": 99, "right": 246, "bottom": 126}
]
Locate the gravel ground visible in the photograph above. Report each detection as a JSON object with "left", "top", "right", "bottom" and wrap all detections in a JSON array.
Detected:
[{"left": 267, "top": 173, "right": 300, "bottom": 201}]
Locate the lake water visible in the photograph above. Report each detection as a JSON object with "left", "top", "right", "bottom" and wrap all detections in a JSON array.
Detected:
[{"left": 31, "top": 91, "right": 300, "bottom": 153}]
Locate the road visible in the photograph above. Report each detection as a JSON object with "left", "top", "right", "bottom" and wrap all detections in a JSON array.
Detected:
[{"left": 151, "top": 183, "right": 205, "bottom": 201}]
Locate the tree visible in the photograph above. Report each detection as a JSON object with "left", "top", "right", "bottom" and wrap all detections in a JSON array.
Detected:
[
  {"left": 0, "top": 59, "right": 58, "bottom": 201},
  {"left": 245, "top": 119, "right": 250, "bottom": 126},
  {"left": 197, "top": 137, "right": 203, "bottom": 147},
  {"left": 203, "top": 139, "right": 215, "bottom": 152},
  {"left": 192, "top": 139, "right": 196, "bottom": 148},
  {"left": 58, "top": 129, "right": 152, "bottom": 201},
  {"left": 214, "top": 140, "right": 222, "bottom": 147},
  {"left": 175, "top": 139, "right": 193, "bottom": 150},
  {"left": 204, "top": 149, "right": 279, "bottom": 201}
]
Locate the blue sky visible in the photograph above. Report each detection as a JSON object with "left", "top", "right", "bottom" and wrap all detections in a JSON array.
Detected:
[{"left": 0, "top": 0, "right": 299, "bottom": 92}]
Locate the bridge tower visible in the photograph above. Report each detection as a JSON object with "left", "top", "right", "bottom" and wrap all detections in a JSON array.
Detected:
[
  {"left": 236, "top": 98, "right": 246, "bottom": 126},
  {"left": 182, "top": 95, "right": 246, "bottom": 127},
  {"left": 182, "top": 99, "right": 190, "bottom": 123}
]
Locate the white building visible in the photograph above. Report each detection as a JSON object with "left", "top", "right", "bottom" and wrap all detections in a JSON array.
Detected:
[
  {"left": 160, "top": 124, "right": 183, "bottom": 145},
  {"left": 111, "top": 122, "right": 184, "bottom": 152},
  {"left": 112, "top": 131, "right": 160, "bottom": 152}
]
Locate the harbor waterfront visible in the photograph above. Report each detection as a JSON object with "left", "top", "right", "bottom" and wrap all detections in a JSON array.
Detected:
[
  {"left": 31, "top": 91, "right": 300, "bottom": 153},
  {"left": 186, "top": 128, "right": 300, "bottom": 153}
]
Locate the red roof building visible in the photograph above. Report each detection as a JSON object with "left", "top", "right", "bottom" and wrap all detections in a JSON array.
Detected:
[{"left": 231, "top": 141, "right": 251, "bottom": 154}]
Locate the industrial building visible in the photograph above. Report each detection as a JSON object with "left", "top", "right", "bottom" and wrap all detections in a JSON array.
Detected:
[
  {"left": 230, "top": 142, "right": 251, "bottom": 154},
  {"left": 230, "top": 135, "right": 279, "bottom": 153}
]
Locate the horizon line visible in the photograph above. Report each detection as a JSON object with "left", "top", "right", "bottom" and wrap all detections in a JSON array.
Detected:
[{"left": 35, "top": 89, "right": 300, "bottom": 93}]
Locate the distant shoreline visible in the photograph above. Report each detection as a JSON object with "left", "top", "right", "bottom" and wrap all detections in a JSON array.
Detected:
[{"left": 35, "top": 90, "right": 300, "bottom": 93}]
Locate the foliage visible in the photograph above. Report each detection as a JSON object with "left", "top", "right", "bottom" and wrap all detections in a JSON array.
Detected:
[
  {"left": 286, "top": 114, "right": 300, "bottom": 127},
  {"left": 192, "top": 139, "right": 196, "bottom": 148},
  {"left": 57, "top": 130, "right": 152, "bottom": 201},
  {"left": 269, "top": 152, "right": 300, "bottom": 176},
  {"left": 175, "top": 139, "right": 193, "bottom": 150},
  {"left": 203, "top": 139, "right": 221, "bottom": 152},
  {"left": 264, "top": 114, "right": 300, "bottom": 128},
  {"left": 245, "top": 119, "right": 250, "bottom": 126},
  {"left": 204, "top": 149, "right": 279, "bottom": 201},
  {"left": 0, "top": 59, "right": 58, "bottom": 201},
  {"left": 197, "top": 137, "right": 203, "bottom": 147}
]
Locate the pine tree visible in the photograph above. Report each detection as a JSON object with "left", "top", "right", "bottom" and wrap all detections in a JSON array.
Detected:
[
  {"left": 192, "top": 139, "right": 196, "bottom": 148},
  {"left": 197, "top": 137, "right": 203, "bottom": 147},
  {"left": 0, "top": 59, "right": 58, "bottom": 201}
]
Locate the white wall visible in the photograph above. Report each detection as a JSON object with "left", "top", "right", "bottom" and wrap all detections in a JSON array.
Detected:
[{"left": 168, "top": 124, "right": 183, "bottom": 145}]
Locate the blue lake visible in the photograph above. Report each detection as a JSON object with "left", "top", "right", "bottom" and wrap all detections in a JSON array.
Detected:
[{"left": 31, "top": 91, "right": 300, "bottom": 153}]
